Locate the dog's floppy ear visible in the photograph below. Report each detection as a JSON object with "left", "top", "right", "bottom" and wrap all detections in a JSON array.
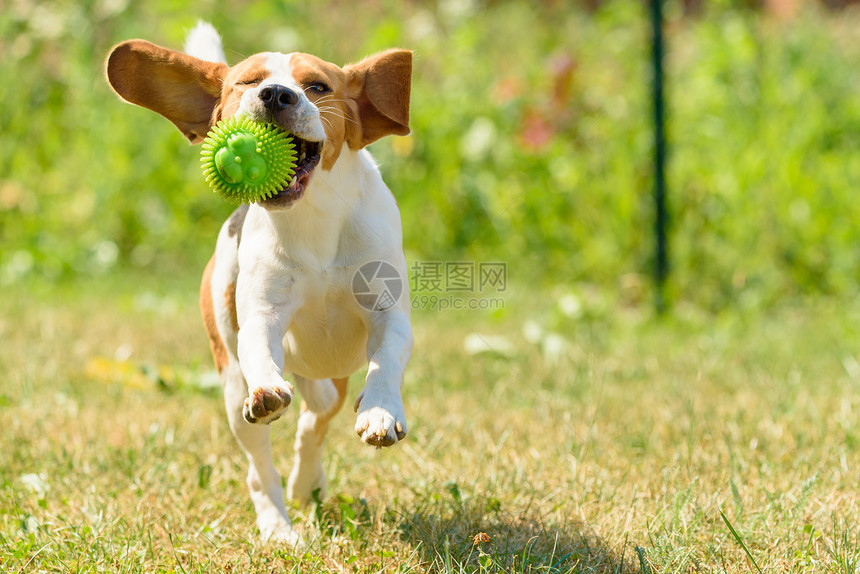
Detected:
[
  {"left": 106, "top": 40, "right": 228, "bottom": 143},
  {"left": 344, "top": 49, "right": 412, "bottom": 149}
]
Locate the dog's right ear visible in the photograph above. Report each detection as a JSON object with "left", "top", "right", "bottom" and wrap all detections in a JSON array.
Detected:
[{"left": 106, "top": 40, "right": 228, "bottom": 143}]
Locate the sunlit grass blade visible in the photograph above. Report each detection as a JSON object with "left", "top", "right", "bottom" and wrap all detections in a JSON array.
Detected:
[{"left": 720, "top": 509, "right": 764, "bottom": 574}]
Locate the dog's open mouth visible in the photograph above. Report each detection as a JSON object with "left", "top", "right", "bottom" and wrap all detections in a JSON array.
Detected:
[{"left": 258, "top": 136, "right": 322, "bottom": 208}]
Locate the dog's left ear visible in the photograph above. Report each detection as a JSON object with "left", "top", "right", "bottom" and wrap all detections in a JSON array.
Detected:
[{"left": 344, "top": 49, "right": 412, "bottom": 149}]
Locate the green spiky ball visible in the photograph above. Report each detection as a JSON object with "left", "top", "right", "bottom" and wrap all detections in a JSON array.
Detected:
[{"left": 200, "top": 116, "right": 297, "bottom": 203}]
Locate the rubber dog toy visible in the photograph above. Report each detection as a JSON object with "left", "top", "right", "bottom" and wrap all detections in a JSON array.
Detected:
[{"left": 200, "top": 116, "right": 296, "bottom": 203}]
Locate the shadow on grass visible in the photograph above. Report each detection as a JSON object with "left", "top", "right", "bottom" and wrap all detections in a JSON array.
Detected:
[{"left": 397, "top": 496, "right": 636, "bottom": 573}]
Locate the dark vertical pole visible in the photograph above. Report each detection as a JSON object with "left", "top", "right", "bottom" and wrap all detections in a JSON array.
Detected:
[{"left": 650, "top": 0, "right": 668, "bottom": 313}]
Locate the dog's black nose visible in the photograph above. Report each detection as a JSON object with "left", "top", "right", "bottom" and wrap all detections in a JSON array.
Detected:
[{"left": 259, "top": 85, "right": 299, "bottom": 111}]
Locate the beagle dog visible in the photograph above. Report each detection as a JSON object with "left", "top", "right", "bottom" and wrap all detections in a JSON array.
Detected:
[{"left": 105, "top": 22, "right": 413, "bottom": 543}]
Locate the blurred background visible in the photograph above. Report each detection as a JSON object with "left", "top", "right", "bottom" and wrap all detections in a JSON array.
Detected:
[{"left": 1, "top": 0, "right": 860, "bottom": 312}]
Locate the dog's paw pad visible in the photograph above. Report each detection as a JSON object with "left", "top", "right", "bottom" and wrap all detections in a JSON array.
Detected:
[
  {"left": 243, "top": 385, "right": 292, "bottom": 424},
  {"left": 354, "top": 404, "right": 406, "bottom": 448}
]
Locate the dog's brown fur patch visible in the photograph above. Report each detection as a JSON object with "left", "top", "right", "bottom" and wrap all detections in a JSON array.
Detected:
[
  {"left": 225, "top": 282, "right": 239, "bottom": 332},
  {"left": 200, "top": 255, "right": 229, "bottom": 374}
]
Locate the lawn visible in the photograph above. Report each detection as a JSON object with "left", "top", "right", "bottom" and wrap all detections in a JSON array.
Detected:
[
  {"left": 3, "top": 0, "right": 860, "bottom": 571},
  {"left": 1, "top": 273, "right": 857, "bottom": 572}
]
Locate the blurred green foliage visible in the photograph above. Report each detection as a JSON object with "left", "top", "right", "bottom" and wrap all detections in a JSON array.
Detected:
[{"left": 1, "top": 0, "right": 859, "bottom": 310}]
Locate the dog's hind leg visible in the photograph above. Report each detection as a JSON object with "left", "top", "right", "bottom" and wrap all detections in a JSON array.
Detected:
[
  {"left": 222, "top": 363, "right": 298, "bottom": 544},
  {"left": 287, "top": 376, "right": 349, "bottom": 505}
]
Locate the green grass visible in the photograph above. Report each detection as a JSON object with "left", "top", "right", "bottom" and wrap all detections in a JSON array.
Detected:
[{"left": 1, "top": 273, "right": 858, "bottom": 572}]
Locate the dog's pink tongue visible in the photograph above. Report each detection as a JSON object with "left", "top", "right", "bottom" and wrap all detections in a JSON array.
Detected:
[{"left": 297, "top": 170, "right": 312, "bottom": 189}]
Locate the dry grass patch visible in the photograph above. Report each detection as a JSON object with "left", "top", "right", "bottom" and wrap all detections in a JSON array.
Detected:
[{"left": 0, "top": 276, "right": 858, "bottom": 572}]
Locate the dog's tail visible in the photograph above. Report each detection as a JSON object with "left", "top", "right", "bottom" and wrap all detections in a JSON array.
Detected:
[{"left": 184, "top": 20, "right": 227, "bottom": 64}]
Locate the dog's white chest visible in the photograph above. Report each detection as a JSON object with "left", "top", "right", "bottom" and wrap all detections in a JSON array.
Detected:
[{"left": 281, "top": 268, "right": 369, "bottom": 379}]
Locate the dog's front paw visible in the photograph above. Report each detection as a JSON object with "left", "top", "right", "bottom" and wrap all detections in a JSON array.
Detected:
[
  {"left": 243, "top": 384, "right": 293, "bottom": 424},
  {"left": 353, "top": 392, "right": 407, "bottom": 448}
]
